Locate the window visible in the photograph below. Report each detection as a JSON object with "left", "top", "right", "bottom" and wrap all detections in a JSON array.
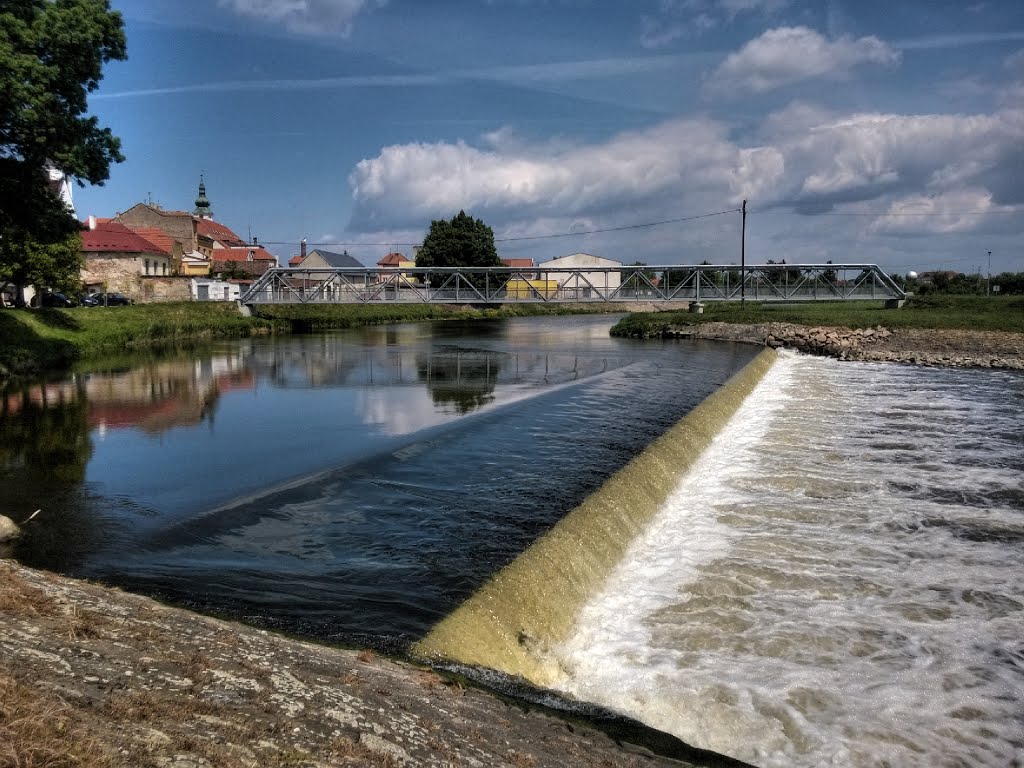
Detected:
[{"left": 144, "top": 259, "right": 150, "bottom": 275}]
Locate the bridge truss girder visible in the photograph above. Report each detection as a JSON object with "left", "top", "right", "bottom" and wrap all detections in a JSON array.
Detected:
[{"left": 241, "top": 264, "right": 906, "bottom": 305}]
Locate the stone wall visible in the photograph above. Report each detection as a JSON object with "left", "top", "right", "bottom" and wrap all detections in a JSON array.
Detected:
[
  {"left": 81, "top": 258, "right": 193, "bottom": 303},
  {"left": 81, "top": 256, "right": 146, "bottom": 297},
  {"left": 140, "top": 276, "right": 192, "bottom": 303}
]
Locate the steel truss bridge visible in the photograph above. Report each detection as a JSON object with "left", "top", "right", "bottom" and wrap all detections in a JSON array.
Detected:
[{"left": 241, "top": 263, "right": 906, "bottom": 306}]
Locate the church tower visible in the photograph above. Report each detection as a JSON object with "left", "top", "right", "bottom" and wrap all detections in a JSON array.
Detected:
[{"left": 193, "top": 174, "right": 213, "bottom": 219}]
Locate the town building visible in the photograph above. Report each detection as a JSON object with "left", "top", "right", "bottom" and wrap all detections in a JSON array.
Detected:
[
  {"left": 538, "top": 252, "right": 622, "bottom": 298},
  {"left": 80, "top": 219, "right": 174, "bottom": 299}
]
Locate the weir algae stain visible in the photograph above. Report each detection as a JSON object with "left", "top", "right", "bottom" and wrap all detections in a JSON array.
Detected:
[{"left": 413, "top": 348, "right": 778, "bottom": 686}]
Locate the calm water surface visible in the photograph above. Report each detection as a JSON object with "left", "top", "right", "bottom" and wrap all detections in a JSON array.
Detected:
[{"left": 3, "top": 315, "right": 756, "bottom": 648}]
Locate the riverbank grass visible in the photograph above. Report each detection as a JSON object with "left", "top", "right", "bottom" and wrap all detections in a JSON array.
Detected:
[
  {"left": 0, "top": 303, "right": 278, "bottom": 378},
  {"left": 611, "top": 295, "right": 1024, "bottom": 337}
]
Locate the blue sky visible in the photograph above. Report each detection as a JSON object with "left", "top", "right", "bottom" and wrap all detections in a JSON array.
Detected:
[{"left": 74, "top": 0, "right": 1024, "bottom": 275}]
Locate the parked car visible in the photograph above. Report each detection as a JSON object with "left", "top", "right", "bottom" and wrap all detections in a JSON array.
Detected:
[
  {"left": 39, "top": 291, "right": 77, "bottom": 307},
  {"left": 81, "top": 292, "right": 133, "bottom": 306}
]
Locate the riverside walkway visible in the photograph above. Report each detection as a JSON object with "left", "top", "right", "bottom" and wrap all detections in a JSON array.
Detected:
[{"left": 241, "top": 263, "right": 906, "bottom": 306}]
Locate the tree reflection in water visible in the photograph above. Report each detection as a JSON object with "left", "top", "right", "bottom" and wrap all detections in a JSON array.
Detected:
[
  {"left": 0, "top": 383, "right": 101, "bottom": 569},
  {"left": 416, "top": 346, "right": 505, "bottom": 414}
]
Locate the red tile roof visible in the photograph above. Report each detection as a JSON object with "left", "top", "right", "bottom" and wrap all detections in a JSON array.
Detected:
[
  {"left": 81, "top": 221, "right": 165, "bottom": 254},
  {"left": 196, "top": 218, "right": 248, "bottom": 247},
  {"left": 214, "top": 246, "right": 277, "bottom": 263},
  {"left": 126, "top": 227, "right": 177, "bottom": 255},
  {"left": 288, "top": 255, "right": 305, "bottom": 266},
  {"left": 502, "top": 258, "right": 534, "bottom": 268},
  {"left": 378, "top": 252, "right": 407, "bottom": 266}
]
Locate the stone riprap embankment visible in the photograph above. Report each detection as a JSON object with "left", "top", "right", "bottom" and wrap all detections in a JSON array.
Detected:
[
  {"left": 660, "top": 322, "right": 1024, "bottom": 370},
  {"left": 0, "top": 560, "right": 741, "bottom": 768}
]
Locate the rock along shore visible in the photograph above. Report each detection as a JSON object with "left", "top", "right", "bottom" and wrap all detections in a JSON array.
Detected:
[
  {"left": 657, "top": 322, "right": 1024, "bottom": 370},
  {"left": 0, "top": 560, "right": 747, "bottom": 768}
]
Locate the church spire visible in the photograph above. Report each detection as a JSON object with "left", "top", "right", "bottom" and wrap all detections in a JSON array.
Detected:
[{"left": 193, "top": 173, "right": 213, "bottom": 219}]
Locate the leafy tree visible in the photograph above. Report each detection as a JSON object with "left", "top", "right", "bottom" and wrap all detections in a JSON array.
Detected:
[
  {"left": 662, "top": 267, "right": 694, "bottom": 292},
  {"left": 765, "top": 259, "right": 802, "bottom": 285},
  {"left": 822, "top": 260, "right": 837, "bottom": 284},
  {"left": 992, "top": 272, "right": 1024, "bottom": 295},
  {"left": 0, "top": 0, "right": 127, "bottom": 305},
  {"left": 14, "top": 232, "right": 84, "bottom": 302},
  {"left": 416, "top": 210, "right": 502, "bottom": 289},
  {"left": 621, "top": 261, "right": 656, "bottom": 291}
]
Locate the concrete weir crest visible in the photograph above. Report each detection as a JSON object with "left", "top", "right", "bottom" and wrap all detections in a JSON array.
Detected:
[{"left": 413, "top": 348, "right": 778, "bottom": 687}]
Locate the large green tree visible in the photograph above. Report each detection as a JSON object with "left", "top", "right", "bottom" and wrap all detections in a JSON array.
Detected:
[
  {"left": 417, "top": 210, "right": 501, "bottom": 270},
  {"left": 0, "top": 0, "right": 126, "bottom": 305}
]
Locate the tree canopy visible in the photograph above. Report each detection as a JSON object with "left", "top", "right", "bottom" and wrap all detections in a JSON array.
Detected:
[
  {"left": 416, "top": 211, "right": 501, "bottom": 270},
  {"left": 0, "top": 0, "right": 126, "bottom": 303}
]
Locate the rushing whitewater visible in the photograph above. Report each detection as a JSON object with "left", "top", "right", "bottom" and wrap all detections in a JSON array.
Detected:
[{"left": 553, "top": 352, "right": 1024, "bottom": 768}]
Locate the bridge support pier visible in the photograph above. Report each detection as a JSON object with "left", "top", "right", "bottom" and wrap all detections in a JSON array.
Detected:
[{"left": 688, "top": 301, "right": 705, "bottom": 314}]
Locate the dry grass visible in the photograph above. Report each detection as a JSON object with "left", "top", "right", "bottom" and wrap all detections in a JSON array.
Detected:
[
  {"left": 0, "top": 675, "right": 114, "bottom": 768},
  {"left": 327, "top": 736, "right": 400, "bottom": 767},
  {"left": 0, "top": 573, "right": 60, "bottom": 617},
  {"left": 508, "top": 750, "right": 538, "bottom": 768}
]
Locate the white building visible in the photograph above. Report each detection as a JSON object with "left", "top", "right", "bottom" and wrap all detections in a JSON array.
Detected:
[
  {"left": 191, "top": 277, "right": 242, "bottom": 302},
  {"left": 538, "top": 252, "right": 622, "bottom": 298}
]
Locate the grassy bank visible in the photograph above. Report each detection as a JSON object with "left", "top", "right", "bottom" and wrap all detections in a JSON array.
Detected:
[
  {"left": 0, "top": 302, "right": 280, "bottom": 378},
  {"left": 610, "top": 295, "right": 1024, "bottom": 337}
]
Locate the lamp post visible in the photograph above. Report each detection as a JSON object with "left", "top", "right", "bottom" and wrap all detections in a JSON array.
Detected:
[{"left": 987, "top": 251, "right": 992, "bottom": 297}]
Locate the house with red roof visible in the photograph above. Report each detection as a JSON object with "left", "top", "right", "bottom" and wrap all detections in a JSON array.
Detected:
[
  {"left": 210, "top": 245, "right": 277, "bottom": 280},
  {"left": 374, "top": 251, "right": 417, "bottom": 288},
  {"left": 80, "top": 219, "right": 171, "bottom": 299},
  {"left": 116, "top": 203, "right": 213, "bottom": 277},
  {"left": 196, "top": 217, "right": 248, "bottom": 248},
  {"left": 377, "top": 252, "right": 414, "bottom": 268},
  {"left": 114, "top": 179, "right": 258, "bottom": 278}
]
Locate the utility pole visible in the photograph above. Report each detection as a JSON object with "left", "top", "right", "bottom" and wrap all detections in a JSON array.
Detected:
[
  {"left": 987, "top": 251, "right": 992, "bottom": 297},
  {"left": 740, "top": 200, "right": 747, "bottom": 306}
]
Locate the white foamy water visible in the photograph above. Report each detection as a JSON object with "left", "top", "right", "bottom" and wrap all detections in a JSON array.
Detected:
[{"left": 554, "top": 352, "right": 1024, "bottom": 768}]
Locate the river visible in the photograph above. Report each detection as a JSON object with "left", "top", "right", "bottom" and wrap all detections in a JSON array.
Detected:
[
  {"left": 2, "top": 316, "right": 1020, "bottom": 767},
  {"left": 2, "top": 315, "right": 756, "bottom": 647}
]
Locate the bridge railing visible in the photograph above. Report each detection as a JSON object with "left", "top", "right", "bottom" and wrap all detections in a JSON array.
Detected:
[{"left": 240, "top": 264, "right": 906, "bottom": 305}]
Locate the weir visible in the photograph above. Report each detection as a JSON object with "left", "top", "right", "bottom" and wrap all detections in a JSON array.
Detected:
[{"left": 413, "top": 348, "right": 778, "bottom": 686}]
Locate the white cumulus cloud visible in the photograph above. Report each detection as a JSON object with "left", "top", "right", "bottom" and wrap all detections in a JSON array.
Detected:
[
  {"left": 707, "top": 26, "right": 899, "bottom": 93},
  {"left": 346, "top": 105, "right": 1024, "bottom": 246},
  {"left": 869, "top": 190, "right": 1013, "bottom": 235},
  {"left": 348, "top": 118, "right": 739, "bottom": 232}
]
